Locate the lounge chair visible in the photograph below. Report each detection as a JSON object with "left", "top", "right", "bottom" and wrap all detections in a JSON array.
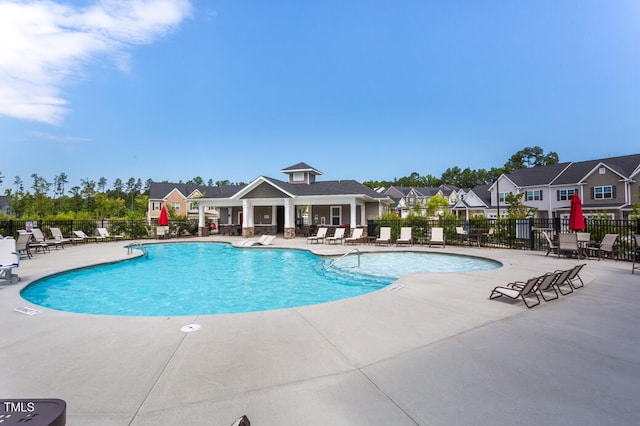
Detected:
[
  {"left": 15, "top": 232, "right": 34, "bottom": 258},
  {"left": 375, "top": 227, "right": 391, "bottom": 246},
  {"left": 73, "top": 230, "right": 100, "bottom": 243},
  {"left": 31, "top": 228, "right": 63, "bottom": 250},
  {"left": 562, "top": 263, "right": 586, "bottom": 288},
  {"left": 588, "top": 234, "right": 618, "bottom": 260},
  {"left": 541, "top": 231, "right": 558, "bottom": 256},
  {"left": 456, "top": 226, "right": 470, "bottom": 245},
  {"left": 0, "top": 237, "right": 21, "bottom": 283},
  {"left": 155, "top": 226, "right": 168, "bottom": 239},
  {"left": 307, "top": 227, "right": 327, "bottom": 244},
  {"left": 429, "top": 227, "right": 445, "bottom": 247},
  {"left": 490, "top": 275, "right": 541, "bottom": 308},
  {"left": 229, "top": 415, "right": 250, "bottom": 426},
  {"left": 49, "top": 227, "right": 71, "bottom": 247},
  {"left": 558, "top": 233, "right": 580, "bottom": 259},
  {"left": 239, "top": 235, "right": 276, "bottom": 246},
  {"left": 551, "top": 268, "right": 575, "bottom": 296},
  {"left": 345, "top": 228, "right": 364, "bottom": 245},
  {"left": 396, "top": 227, "right": 413, "bottom": 246},
  {"left": 535, "top": 270, "right": 561, "bottom": 301},
  {"left": 326, "top": 228, "right": 345, "bottom": 245},
  {"left": 97, "top": 227, "right": 124, "bottom": 241}
]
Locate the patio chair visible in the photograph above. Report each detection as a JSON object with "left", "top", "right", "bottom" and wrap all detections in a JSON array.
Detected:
[
  {"left": 307, "top": 227, "right": 327, "bottom": 244},
  {"left": 73, "top": 230, "right": 100, "bottom": 243},
  {"left": 429, "top": 227, "right": 445, "bottom": 248},
  {"left": 489, "top": 275, "right": 541, "bottom": 308},
  {"left": 239, "top": 234, "right": 276, "bottom": 247},
  {"left": 155, "top": 226, "right": 168, "bottom": 239},
  {"left": 229, "top": 415, "right": 250, "bottom": 426},
  {"left": 587, "top": 234, "right": 618, "bottom": 260},
  {"left": 0, "top": 237, "right": 21, "bottom": 283},
  {"left": 456, "top": 226, "right": 470, "bottom": 245},
  {"left": 541, "top": 231, "right": 558, "bottom": 256},
  {"left": 326, "top": 228, "right": 345, "bottom": 245},
  {"left": 482, "top": 227, "right": 495, "bottom": 246},
  {"left": 551, "top": 268, "right": 574, "bottom": 296},
  {"left": 375, "top": 227, "right": 391, "bottom": 246},
  {"left": 97, "top": 227, "right": 124, "bottom": 241},
  {"left": 558, "top": 233, "right": 580, "bottom": 259},
  {"left": 345, "top": 228, "right": 364, "bottom": 245},
  {"left": 49, "top": 227, "right": 71, "bottom": 247},
  {"left": 535, "top": 270, "right": 561, "bottom": 301},
  {"left": 396, "top": 227, "right": 413, "bottom": 246},
  {"left": 15, "top": 232, "right": 34, "bottom": 258},
  {"left": 31, "top": 228, "right": 63, "bottom": 250}
]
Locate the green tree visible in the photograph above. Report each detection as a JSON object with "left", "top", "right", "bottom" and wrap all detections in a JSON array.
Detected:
[
  {"left": 426, "top": 195, "right": 450, "bottom": 217},
  {"left": 503, "top": 146, "right": 559, "bottom": 172},
  {"left": 505, "top": 193, "right": 536, "bottom": 219}
]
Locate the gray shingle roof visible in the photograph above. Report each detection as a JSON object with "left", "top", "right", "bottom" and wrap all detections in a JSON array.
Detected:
[
  {"left": 263, "top": 177, "right": 387, "bottom": 198},
  {"left": 149, "top": 182, "right": 245, "bottom": 200}
]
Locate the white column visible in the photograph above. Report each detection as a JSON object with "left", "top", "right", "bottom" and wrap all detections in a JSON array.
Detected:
[
  {"left": 350, "top": 200, "right": 357, "bottom": 229},
  {"left": 272, "top": 205, "right": 277, "bottom": 226},
  {"left": 360, "top": 202, "right": 366, "bottom": 227},
  {"left": 284, "top": 198, "right": 293, "bottom": 228},
  {"left": 198, "top": 205, "right": 205, "bottom": 228},
  {"left": 242, "top": 200, "right": 253, "bottom": 228}
]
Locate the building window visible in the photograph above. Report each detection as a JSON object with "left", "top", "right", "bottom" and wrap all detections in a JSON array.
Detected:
[
  {"left": 525, "top": 190, "right": 542, "bottom": 201},
  {"left": 152, "top": 202, "right": 162, "bottom": 211},
  {"left": 593, "top": 185, "right": 613, "bottom": 199},
  {"left": 292, "top": 172, "right": 305, "bottom": 182},
  {"left": 557, "top": 189, "right": 576, "bottom": 201},
  {"left": 172, "top": 202, "right": 181, "bottom": 211},
  {"left": 189, "top": 202, "right": 198, "bottom": 210},
  {"left": 498, "top": 192, "right": 509, "bottom": 203},
  {"left": 331, "top": 206, "right": 341, "bottom": 226}
]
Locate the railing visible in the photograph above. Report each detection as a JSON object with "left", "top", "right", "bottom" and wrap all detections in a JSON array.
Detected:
[
  {"left": 325, "top": 248, "right": 361, "bottom": 270},
  {"left": 126, "top": 242, "right": 149, "bottom": 258},
  {"left": 372, "top": 217, "right": 640, "bottom": 261}
]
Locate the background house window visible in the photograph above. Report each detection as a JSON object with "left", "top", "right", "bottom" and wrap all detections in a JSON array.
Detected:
[
  {"left": 593, "top": 185, "right": 613, "bottom": 199},
  {"left": 557, "top": 189, "right": 576, "bottom": 201},
  {"left": 152, "top": 202, "right": 161, "bottom": 211},
  {"left": 171, "top": 202, "right": 181, "bottom": 211},
  {"left": 331, "top": 206, "right": 341, "bottom": 225},
  {"left": 498, "top": 192, "right": 509, "bottom": 203},
  {"left": 525, "top": 190, "right": 542, "bottom": 201},
  {"left": 189, "top": 202, "right": 198, "bottom": 210}
]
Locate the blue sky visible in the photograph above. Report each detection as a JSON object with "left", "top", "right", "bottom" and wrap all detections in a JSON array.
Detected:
[{"left": 1, "top": 0, "right": 639, "bottom": 192}]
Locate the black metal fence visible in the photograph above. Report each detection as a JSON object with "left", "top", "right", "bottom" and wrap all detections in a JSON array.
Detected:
[
  {"left": 0, "top": 219, "right": 203, "bottom": 240},
  {"left": 372, "top": 217, "right": 640, "bottom": 261}
]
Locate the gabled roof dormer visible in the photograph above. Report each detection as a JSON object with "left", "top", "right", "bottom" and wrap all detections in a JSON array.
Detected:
[{"left": 280, "top": 162, "right": 322, "bottom": 185}]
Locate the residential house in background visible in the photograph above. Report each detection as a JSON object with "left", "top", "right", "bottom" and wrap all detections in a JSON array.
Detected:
[
  {"left": 188, "top": 162, "right": 393, "bottom": 238},
  {"left": 383, "top": 185, "right": 459, "bottom": 217},
  {"left": 147, "top": 182, "right": 243, "bottom": 223},
  {"left": 484, "top": 154, "right": 640, "bottom": 219},
  {"left": 452, "top": 184, "right": 492, "bottom": 220}
]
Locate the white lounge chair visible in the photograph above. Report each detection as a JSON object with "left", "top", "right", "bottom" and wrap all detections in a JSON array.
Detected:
[
  {"left": 31, "top": 228, "right": 62, "bottom": 250},
  {"left": 375, "top": 227, "right": 391, "bottom": 246},
  {"left": 49, "top": 228, "right": 71, "bottom": 247},
  {"left": 239, "top": 235, "right": 276, "bottom": 246},
  {"left": 396, "top": 227, "right": 413, "bottom": 246},
  {"left": 73, "top": 230, "right": 101, "bottom": 243},
  {"left": 0, "top": 237, "right": 21, "bottom": 283},
  {"left": 345, "top": 228, "right": 364, "bottom": 245},
  {"left": 429, "top": 227, "right": 445, "bottom": 247},
  {"left": 326, "top": 228, "right": 345, "bottom": 245},
  {"left": 307, "top": 227, "right": 327, "bottom": 244},
  {"left": 97, "top": 227, "right": 124, "bottom": 241}
]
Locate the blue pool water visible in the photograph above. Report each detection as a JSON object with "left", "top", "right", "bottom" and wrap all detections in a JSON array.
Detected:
[{"left": 21, "top": 243, "right": 500, "bottom": 316}]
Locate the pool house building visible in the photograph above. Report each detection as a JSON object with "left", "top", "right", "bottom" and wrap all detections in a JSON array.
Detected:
[{"left": 187, "top": 162, "right": 393, "bottom": 238}]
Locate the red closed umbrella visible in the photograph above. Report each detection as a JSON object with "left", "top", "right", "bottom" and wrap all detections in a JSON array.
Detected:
[
  {"left": 569, "top": 193, "right": 585, "bottom": 231},
  {"left": 158, "top": 205, "right": 169, "bottom": 226}
]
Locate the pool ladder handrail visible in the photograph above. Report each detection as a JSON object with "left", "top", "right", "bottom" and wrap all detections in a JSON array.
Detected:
[
  {"left": 325, "top": 248, "right": 360, "bottom": 270},
  {"left": 127, "top": 242, "right": 149, "bottom": 259}
]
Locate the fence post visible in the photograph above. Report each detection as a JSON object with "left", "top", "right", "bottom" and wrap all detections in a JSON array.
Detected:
[{"left": 529, "top": 218, "right": 535, "bottom": 250}]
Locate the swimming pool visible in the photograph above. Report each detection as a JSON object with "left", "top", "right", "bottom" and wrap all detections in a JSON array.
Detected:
[{"left": 21, "top": 243, "right": 500, "bottom": 316}]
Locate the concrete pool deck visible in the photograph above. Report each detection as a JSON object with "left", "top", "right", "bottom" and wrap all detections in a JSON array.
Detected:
[{"left": 1, "top": 236, "right": 639, "bottom": 425}]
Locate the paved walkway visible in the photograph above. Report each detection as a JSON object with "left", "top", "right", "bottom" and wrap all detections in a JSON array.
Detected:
[{"left": 1, "top": 236, "right": 639, "bottom": 425}]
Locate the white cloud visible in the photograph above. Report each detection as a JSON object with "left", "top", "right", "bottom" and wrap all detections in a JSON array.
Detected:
[{"left": 0, "top": 0, "right": 192, "bottom": 125}]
